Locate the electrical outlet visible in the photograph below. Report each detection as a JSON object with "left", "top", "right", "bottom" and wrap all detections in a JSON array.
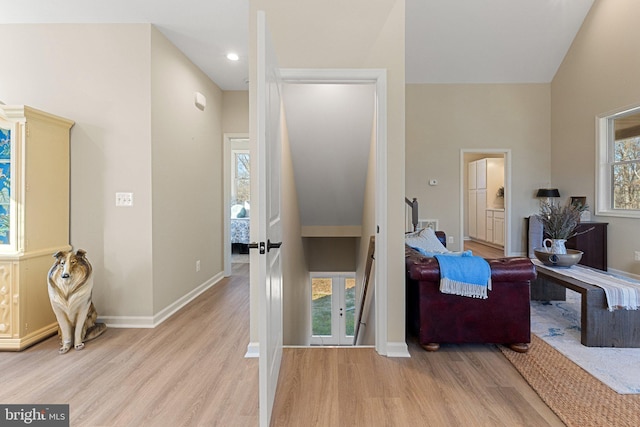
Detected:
[
  {"left": 196, "top": 260, "right": 201, "bottom": 272},
  {"left": 635, "top": 251, "right": 640, "bottom": 261},
  {"left": 448, "top": 236, "right": 454, "bottom": 244},
  {"left": 115, "top": 192, "right": 133, "bottom": 207}
]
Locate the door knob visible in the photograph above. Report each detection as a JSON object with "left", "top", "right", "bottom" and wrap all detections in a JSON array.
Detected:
[
  {"left": 267, "top": 240, "right": 282, "bottom": 252},
  {"left": 248, "top": 242, "right": 265, "bottom": 254}
]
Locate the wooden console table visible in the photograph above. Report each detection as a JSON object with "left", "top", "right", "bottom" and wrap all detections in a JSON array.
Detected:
[{"left": 532, "top": 261, "right": 640, "bottom": 347}]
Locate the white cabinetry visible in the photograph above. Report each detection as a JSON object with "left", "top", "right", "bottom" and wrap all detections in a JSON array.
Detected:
[
  {"left": 468, "top": 159, "right": 487, "bottom": 241},
  {"left": 485, "top": 209, "right": 505, "bottom": 246},
  {"left": 476, "top": 158, "right": 487, "bottom": 189},
  {"left": 493, "top": 210, "right": 505, "bottom": 246},
  {"left": 475, "top": 189, "right": 487, "bottom": 241},
  {"left": 468, "top": 158, "right": 504, "bottom": 247},
  {"left": 486, "top": 210, "right": 494, "bottom": 243},
  {"left": 468, "top": 160, "right": 477, "bottom": 190}
]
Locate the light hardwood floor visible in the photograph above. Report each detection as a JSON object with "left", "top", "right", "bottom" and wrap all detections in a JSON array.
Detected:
[
  {"left": 0, "top": 263, "right": 259, "bottom": 426},
  {"left": 273, "top": 344, "right": 563, "bottom": 427},
  {"left": 465, "top": 239, "right": 507, "bottom": 259},
  {"left": 1, "top": 261, "right": 562, "bottom": 427}
]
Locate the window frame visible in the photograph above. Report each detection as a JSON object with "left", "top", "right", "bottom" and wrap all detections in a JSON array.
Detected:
[
  {"left": 231, "top": 149, "right": 250, "bottom": 206},
  {"left": 596, "top": 103, "right": 640, "bottom": 218}
]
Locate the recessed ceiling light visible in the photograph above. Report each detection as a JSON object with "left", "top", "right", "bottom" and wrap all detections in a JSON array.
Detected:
[{"left": 226, "top": 53, "right": 239, "bottom": 61}]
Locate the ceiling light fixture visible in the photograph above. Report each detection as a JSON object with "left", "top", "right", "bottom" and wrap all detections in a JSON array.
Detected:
[{"left": 226, "top": 53, "right": 239, "bottom": 61}]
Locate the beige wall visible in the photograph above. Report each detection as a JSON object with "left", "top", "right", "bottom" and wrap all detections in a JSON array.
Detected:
[
  {"left": 305, "top": 238, "right": 357, "bottom": 272},
  {"left": 280, "top": 118, "right": 310, "bottom": 345},
  {"left": 0, "top": 24, "right": 154, "bottom": 318},
  {"left": 551, "top": 0, "right": 640, "bottom": 275},
  {"left": 355, "top": 123, "right": 378, "bottom": 345},
  {"left": 0, "top": 24, "right": 228, "bottom": 323},
  {"left": 406, "top": 84, "right": 551, "bottom": 255},
  {"left": 223, "top": 91, "right": 249, "bottom": 134},
  {"left": 150, "top": 27, "right": 225, "bottom": 313},
  {"left": 249, "top": 0, "right": 406, "bottom": 351}
]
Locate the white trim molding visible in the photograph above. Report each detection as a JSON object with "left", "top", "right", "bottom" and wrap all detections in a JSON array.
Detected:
[
  {"left": 278, "top": 68, "right": 389, "bottom": 357},
  {"left": 595, "top": 103, "right": 640, "bottom": 218},
  {"left": 245, "top": 342, "right": 260, "bottom": 358},
  {"left": 99, "top": 271, "right": 225, "bottom": 328},
  {"left": 386, "top": 342, "right": 410, "bottom": 358}
]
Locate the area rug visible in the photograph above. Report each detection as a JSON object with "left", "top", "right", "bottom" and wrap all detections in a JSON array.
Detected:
[
  {"left": 530, "top": 289, "right": 640, "bottom": 394},
  {"left": 500, "top": 335, "right": 640, "bottom": 427}
]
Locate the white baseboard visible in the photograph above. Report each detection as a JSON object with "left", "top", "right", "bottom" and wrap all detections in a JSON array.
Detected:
[
  {"left": 245, "top": 342, "right": 259, "bottom": 358},
  {"left": 99, "top": 271, "right": 225, "bottom": 328},
  {"left": 607, "top": 267, "right": 640, "bottom": 281},
  {"left": 386, "top": 341, "right": 411, "bottom": 358},
  {"left": 98, "top": 315, "right": 155, "bottom": 328},
  {"left": 245, "top": 341, "right": 400, "bottom": 358}
]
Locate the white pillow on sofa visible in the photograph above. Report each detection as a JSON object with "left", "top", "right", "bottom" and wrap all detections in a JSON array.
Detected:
[{"left": 405, "top": 228, "right": 449, "bottom": 254}]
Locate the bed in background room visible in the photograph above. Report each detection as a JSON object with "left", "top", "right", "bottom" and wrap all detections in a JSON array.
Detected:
[{"left": 231, "top": 203, "right": 250, "bottom": 254}]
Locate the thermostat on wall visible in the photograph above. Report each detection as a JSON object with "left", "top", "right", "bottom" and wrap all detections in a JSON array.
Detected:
[{"left": 429, "top": 179, "right": 438, "bottom": 186}]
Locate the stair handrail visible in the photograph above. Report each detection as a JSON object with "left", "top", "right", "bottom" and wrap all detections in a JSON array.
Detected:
[{"left": 405, "top": 197, "right": 419, "bottom": 232}]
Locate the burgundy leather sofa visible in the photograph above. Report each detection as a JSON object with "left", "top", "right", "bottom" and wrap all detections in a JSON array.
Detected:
[{"left": 405, "top": 245, "right": 536, "bottom": 353}]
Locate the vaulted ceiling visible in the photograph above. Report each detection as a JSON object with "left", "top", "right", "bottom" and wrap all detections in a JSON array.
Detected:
[
  {"left": 0, "top": 0, "right": 596, "bottom": 228},
  {"left": 1, "top": 0, "right": 595, "bottom": 89}
]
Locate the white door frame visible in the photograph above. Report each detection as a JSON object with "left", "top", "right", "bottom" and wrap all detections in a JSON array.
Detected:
[
  {"left": 460, "top": 149, "right": 512, "bottom": 256},
  {"left": 279, "top": 68, "right": 388, "bottom": 355},
  {"left": 223, "top": 133, "right": 250, "bottom": 277}
]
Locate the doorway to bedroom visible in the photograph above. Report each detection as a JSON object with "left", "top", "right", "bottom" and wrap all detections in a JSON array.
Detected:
[{"left": 224, "top": 135, "right": 250, "bottom": 274}]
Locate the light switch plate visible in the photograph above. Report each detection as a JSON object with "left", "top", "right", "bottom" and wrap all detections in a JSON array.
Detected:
[{"left": 115, "top": 192, "right": 133, "bottom": 207}]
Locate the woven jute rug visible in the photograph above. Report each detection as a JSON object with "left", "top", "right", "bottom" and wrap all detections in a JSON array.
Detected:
[{"left": 500, "top": 335, "right": 640, "bottom": 427}]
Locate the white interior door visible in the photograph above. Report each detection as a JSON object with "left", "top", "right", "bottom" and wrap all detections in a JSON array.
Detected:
[{"left": 256, "top": 10, "right": 283, "bottom": 427}]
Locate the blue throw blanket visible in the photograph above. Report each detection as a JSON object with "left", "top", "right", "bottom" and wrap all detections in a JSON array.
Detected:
[{"left": 434, "top": 252, "right": 492, "bottom": 299}]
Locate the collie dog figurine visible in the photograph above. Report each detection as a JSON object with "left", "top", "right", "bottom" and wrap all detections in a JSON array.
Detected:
[{"left": 47, "top": 249, "right": 106, "bottom": 354}]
